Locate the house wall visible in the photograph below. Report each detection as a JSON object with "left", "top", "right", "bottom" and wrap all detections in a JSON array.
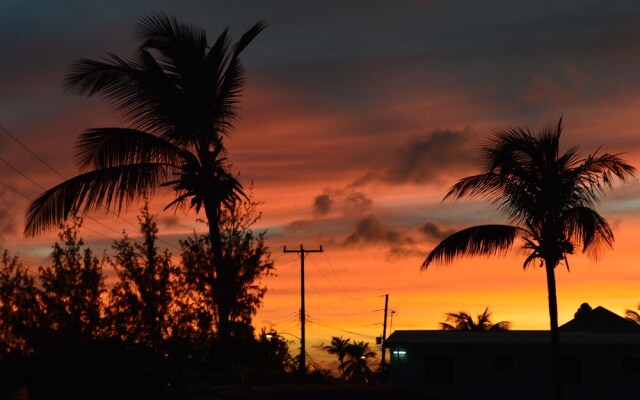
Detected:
[{"left": 388, "top": 344, "right": 640, "bottom": 400}]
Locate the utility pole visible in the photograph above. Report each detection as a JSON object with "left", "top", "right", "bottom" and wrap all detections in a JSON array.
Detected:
[
  {"left": 381, "top": 294, "right": 389, "bottom": 369},
  {"left": 283, "top": 244, "right": 323, "bottom": 381}
]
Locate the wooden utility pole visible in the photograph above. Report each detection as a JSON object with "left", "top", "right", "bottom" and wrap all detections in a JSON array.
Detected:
[
  {"left": 381, "top": 294, "right": 389, "bottom": 369},
  {"left": 283, "top": 244, "right": 323, "bottom": 380}
]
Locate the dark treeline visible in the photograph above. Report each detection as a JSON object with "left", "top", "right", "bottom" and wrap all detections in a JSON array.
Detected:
[{"left": 0, "top": 199, "right": 295, "bottom": 399}]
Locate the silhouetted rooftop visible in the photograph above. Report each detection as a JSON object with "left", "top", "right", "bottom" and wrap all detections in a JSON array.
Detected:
[
  {"left": 559, "top": 306, "right": 640, "bottom": 333},
  {"left": 386, "top": 305, "right": 640, "bottom": 347}
]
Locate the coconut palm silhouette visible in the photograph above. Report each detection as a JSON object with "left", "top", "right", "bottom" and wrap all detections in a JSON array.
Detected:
[
  {"left": 342, "top": 341, "right": 376, "bottom": 383},
  {"left": 439, "top": 307, "right": 510, "bottom": 331},
  {"left": 421, "top": 119, "right": 635, "bottom": 397},
  {"left": 24, "top": 13, "right": 265, "bottom": 382},
  {"left": 323, "top": 336, "right": 351, "bottom": 380}
]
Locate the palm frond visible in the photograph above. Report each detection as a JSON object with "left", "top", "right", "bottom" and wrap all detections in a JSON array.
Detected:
[
  {"left": 443, "top": 173, "right": 504, "bottom": 201},
  {"left": 25, "top": 164, "right": 168, "bottom": 236},
  {"left": 210, "top": 22, "right": 266, "bottom": 139},
  {"left": 490, "top": 321, "right": 511, "bottom": 331},
  {"left": 625, "top": 307, "right": 640, "bottom": 325},
  {"left": 563, "top": 206, "right": 614, "bottom": 260},
  {"left": 64, "top": 54, "right": 134, "bottom": 96},
  {"left": 136, "top": 12, "right": 208, "bottom": 73},
  {"left": 439, "top": 322, "right": 456, "bottom": 331},
  {"left": 74, "top": 128, "right": 189, "bottom": 171},
  {"left": 65, "top": 52, "right": 179, "bottom": 134},
  {"left": 233, "top": 22, "right": 267, "bottom": 57},
  {"left": 422, "top": 225, "right": 519, "bottom": 268},
  {"left": 575, "top": 152, "right": 636, "bottom": 198}
]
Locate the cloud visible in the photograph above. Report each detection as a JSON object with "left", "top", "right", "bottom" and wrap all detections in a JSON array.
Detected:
[
  {"left": 312, "top": 189, "right": 374, "bottom": 217},
  {"left": 313, "top": 194, "right": 333, "bottom": 216},
  {"left": 343, "top": 214, "right": 409, "bottom": 246},
  {"left": 159, "top": 215, "right": 186, "bottom": 229},
  {"left": 380, "top": 129, "right": 476, "bottom": 185},
  {"left": 418, "top": 221, "right": 456, "bottom": 242}
]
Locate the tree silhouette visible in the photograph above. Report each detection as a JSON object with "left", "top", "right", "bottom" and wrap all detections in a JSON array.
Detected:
[
  {"left": 23, "top": 13, "right": 265, "bottom": 380},
  {"left": 106, "top": 204, "right": 177, "bottom": 352},
  {"left": 323, "top": 336, "right": 351, "bottom": 379},
  {"left": 0, "top": 250, "right": 38, "bottom": 356},
  {"left": 179, "top": 193, "right": 273, "bottom": 339},
  {"left": 625, "top": 304, "right": 640, "bottom": 325},
  {"left": 342, "top": 341, "right": 376, "bottom": 383},
  {"left": 439, "top": 307, "right": 510, "bottom": 331},
  {"left": 421, "top": 119, "right": 635, "bottom": 397},
  {"left": 574, "top": 302, "right": 593, "bottom": 319},
  {"left": 38, "top": 220, "right": 106, "bottom": 341}
]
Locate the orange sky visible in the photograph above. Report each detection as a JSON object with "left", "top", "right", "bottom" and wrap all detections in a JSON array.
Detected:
[{"left": 2, "top": 1, "right": 640, "bottom": 369}]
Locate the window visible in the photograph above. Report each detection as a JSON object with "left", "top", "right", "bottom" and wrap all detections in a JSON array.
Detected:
[
  {"left": 425, "top": 356, "right": 454, "bottom": 384},
  {"left": 493, "top": 356, "right": 514, "bottom": 371}
]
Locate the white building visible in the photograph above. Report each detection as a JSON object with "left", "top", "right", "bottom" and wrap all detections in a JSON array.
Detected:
[{"left": 385, "top": 306, "right": 640, "bottom": 399}]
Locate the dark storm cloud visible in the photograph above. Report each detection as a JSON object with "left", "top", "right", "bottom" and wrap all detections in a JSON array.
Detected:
[
  {"left": 312, "top": 189, "right": 373, "bottom": 217},
  {"left": 382, "top": 129, "right": 476, "bottom": 185},
  {"left": 343, "top": 214, "right": 411, "bottom": 246},
  {"left": 313, "top": 194, "right": 333, "bottom": 216},
  {"left": 343, "top": 214, "right": 423, "bottom": 258}
]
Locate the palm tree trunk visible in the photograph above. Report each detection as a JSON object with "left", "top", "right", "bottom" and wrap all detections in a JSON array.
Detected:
[
  {"left": 205, "top": 203, "right": 234, "bottom": 384},
  {"left": 544, "top": 258, "right": 562, "bottom": 400}
]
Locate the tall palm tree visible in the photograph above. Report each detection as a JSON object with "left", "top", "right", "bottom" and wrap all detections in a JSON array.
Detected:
[
  {"left": 23, "top": 13, "right": 265, "bottom": 380},
  {"left": 421, "top": 119, "right": 635, "bottom": 397},
  {"left": 323, "top": 336, "right": 350, "bottom": 379},
  {"left": 440, "top": 307, "right": 510, "bottom": 331},
  {"left": 342, "top": 341, "right": 377, "bottom": 383}
]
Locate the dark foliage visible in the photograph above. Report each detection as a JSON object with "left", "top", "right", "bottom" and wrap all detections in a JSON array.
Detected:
[{"left": 2, "top": 201, "right": 289, "bottom": 398}]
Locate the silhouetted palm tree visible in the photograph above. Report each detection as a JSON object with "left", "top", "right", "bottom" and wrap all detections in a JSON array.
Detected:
[
  {"left": 342, "top": 341, "right": 376, "bottom": 383},
  {"left": 323, "top": 336, "right": 350, "bottom": 379},
  {"left": 625, "top": 304, "right": 640, "bottom": 325},
  {"left": 440, "top": 307, "right": 510, "bottom": 331},
  {"left": 23, "top": 13, "right": 265, "bottom": 381},
  {"left": 421, "top": 119, "right": 635, "bottom": 397}
]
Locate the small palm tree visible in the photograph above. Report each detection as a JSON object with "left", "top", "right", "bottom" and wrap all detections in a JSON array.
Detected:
[
  {"left": 440, "top": 307, "right": 510, "bottom": 331},
  {"left": 23, "top": 13, "right": 265, "bottom": 381},
  {"left": 323, "top": 336, "right": 350, "bottom": 379},
  {"left": 342, "top": 341, "right": 376, "bottom": 383},
  {"left": 625, "top": 304, "right": 640, "bottom": 325},
  {"left": 422, "top": 119, "right": 635, "bottom": 396}
]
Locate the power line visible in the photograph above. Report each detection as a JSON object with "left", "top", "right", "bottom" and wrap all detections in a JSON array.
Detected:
[
  {"left": 0, "top": 157, "right": 125, "bottom": 238},
  {"left": 0, "top": 125, "right": 185, "bottom": 254},
  {"left": 0, "top": 125, "right": 65, "bottom": 181},
  {"left": 0, "top": 179, "right": 117, "bottom": 243},
  {"left": 306, "top": 315, "right": 377, "bottom": 340}
]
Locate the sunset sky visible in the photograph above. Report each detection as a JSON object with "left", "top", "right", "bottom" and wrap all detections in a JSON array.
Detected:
[{"left": 2, "top": 1, "right": 640, "bottom": 368}]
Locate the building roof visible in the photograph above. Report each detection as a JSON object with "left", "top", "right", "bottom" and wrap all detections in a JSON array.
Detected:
[
  {"left": 385, "top": 330, "right": 640, "bottom": 347},
  {"left": 559, "top": 306, "right": 640, "bottom": 333},
  {"left": 386, "top": 305, "right": 640, "bottom": 347}
]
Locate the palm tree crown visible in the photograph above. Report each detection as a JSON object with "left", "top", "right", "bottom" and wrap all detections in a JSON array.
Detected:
[
  {"left": 342, "top": 341, "right": 377, "bottom": 383},
  {"left": 440, "top": 307, "right": 510, "bottom": 331},
  {"left": 25, "top": 13, "right": 265, "bottom": 236},
  {"left": 423, "top": 119, "right": 635, "bottom": 271},
  {"left": 323, "top": 336, "right": 350, "bottom": 378}
]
